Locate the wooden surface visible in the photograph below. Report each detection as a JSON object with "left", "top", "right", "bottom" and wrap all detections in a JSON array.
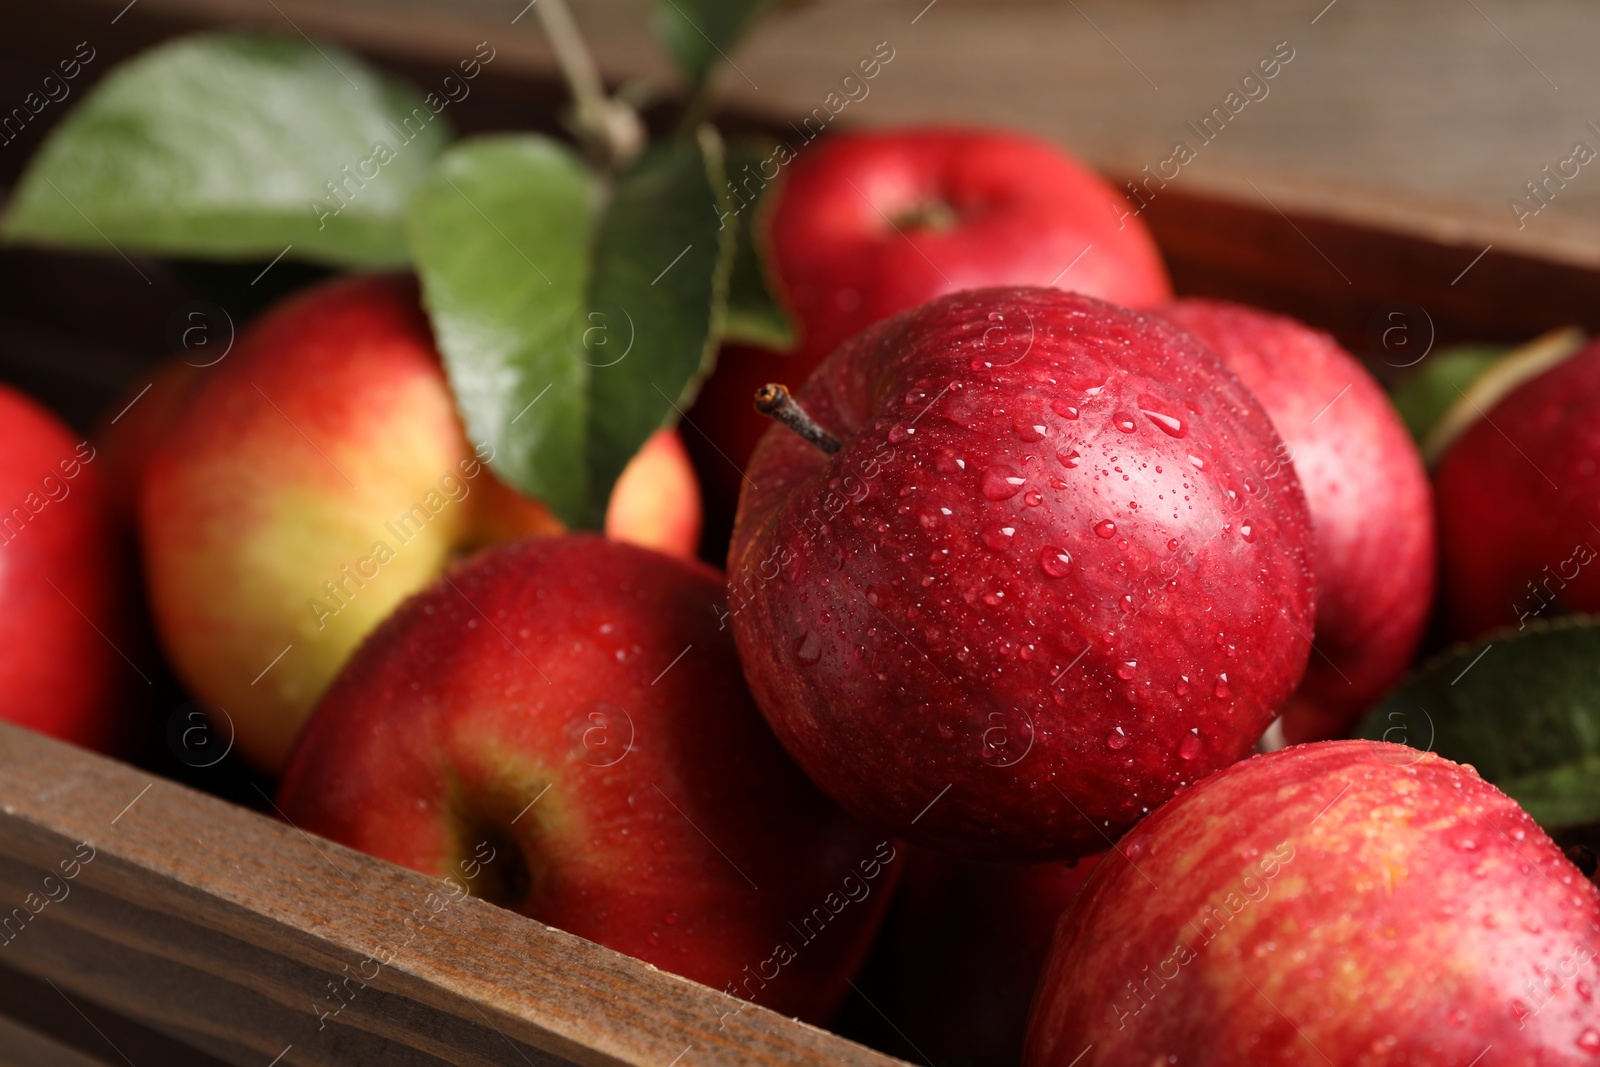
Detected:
[
  {"left": 39, "top": 0, "right": 1600, "bottom": 272},
  {"left": 0, "top": 722, "right": 908, "bottom": 1067}
]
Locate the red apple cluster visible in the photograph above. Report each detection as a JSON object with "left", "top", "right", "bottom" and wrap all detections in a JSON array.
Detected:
[{"left": 7, "top": 124, "right": 1599, "bottom": 1063}]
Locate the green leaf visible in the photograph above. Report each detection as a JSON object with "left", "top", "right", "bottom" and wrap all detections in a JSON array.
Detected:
[
  {"left": 721, "top": 139, "right": 796, "bottom": 351},
  {"left": 406, "top": 129, "right": 734, "bottom": 528},
  {"left": 2, "top": 32, "right": 451, "bottom": 267},
  {"left": 406, "top": 135, "right": 596, "bottom": 525},
  {"left": 587, "top": 127, "right": 736, "bottom": 510},
  {"left": 1389, "top": 344, "right": 1507, "bottom": 446},
  {"left": 1357, "top": 615, "right": 1600, "bottom": 832},
  {"left": 652, "top": 0, "right": 775, "bottom": 88}
]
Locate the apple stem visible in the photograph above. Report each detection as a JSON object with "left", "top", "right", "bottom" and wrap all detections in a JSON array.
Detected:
[{"left": 754, "top": 384, "right": 842, "bottom": 455}]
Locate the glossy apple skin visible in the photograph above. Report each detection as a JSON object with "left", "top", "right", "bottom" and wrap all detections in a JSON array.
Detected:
[
  {"left": 0, "top": 385, "right": 134, "bottom": 752},
  {"left": 881, "top": 850, "right": 1099, "bottom": 1067},
  {"left": 278, "top": 535, "right": 896, "bottom": 1022},
  {"left": 140, "top": 275, "right": 701, "bottom": 771},
  {"left": 1026, "top": 740, "right": 1600, "bottom": 1066},
  {"left": 1435, "top": 339, "right": 1600, "bottom": 640},
  {"left": 688, "top": 127, "right": 1173, "bottom": 534},
  {"left": 1161, "top": 300, "right": 1435, "bottom": 742},
  {"left": 606, "top": 428, "right": 702, "bottom": 559},
  {"left": 729, "top": 287, "right": 1316, "bottom": 860}
]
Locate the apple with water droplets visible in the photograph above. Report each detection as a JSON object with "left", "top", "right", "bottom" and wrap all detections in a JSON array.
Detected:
[
  {"left": 1025, "top": 740, "right": 1600, "bottom": 1066},
  {"left": 728, "top": 287, "right": 1316, "bottom": 860},
  {"left": 687, "top": 126, "right": 1173, "bottom": 541},
  {"left": 1435, "top": 338, "right": 1600, "bottom": 640},
  {"left": 279, "top": 535, "right": 895, "bottom": 1022},
  {"left": 1161, "top": 299, "right": 1435, "bottom": 743}
]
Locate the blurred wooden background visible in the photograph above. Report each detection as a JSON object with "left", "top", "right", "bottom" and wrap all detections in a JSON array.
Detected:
[{"left": 0, "top": 0, "right": 1596, "bottom": 417}]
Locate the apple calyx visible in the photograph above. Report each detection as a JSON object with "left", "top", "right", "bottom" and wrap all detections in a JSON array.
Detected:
[
  {"left": 754, "top": 383, "right": 842, "bottom": 454},
  {"left": 890, "top": 199, "right": 959, "bottom": 233}
]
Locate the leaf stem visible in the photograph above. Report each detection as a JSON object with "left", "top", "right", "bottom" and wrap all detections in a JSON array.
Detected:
[
  {"left": 754, "top": 383, "right": 841, "bottom": 454},
  {"left": 533, "top": 0, "right": 645, "bottom": 168}
]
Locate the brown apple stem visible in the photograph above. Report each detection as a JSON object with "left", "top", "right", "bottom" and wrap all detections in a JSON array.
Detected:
[{"left": 754, "top": 384, "right": 842, "bottom": 455}]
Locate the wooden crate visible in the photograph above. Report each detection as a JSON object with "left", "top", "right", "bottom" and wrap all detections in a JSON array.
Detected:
[{"left": 2, "top": 3, "right": 1598, "bottom": 1065}]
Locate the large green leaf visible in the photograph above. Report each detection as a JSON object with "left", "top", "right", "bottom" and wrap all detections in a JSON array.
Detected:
[
  {"left": 406, "top": 130, "right": 734, "bottom": 528},
  {"left": 2, "top": 32, "right": 451, "bottom": 267},
  {"left": 587, "top": 127, "right": 735, "bottom": 507},
  {"left": 1357, "top": 616, "right": 1600, "bottom": 832},
  {"left": 652, "top": 0, "right": 776, "bottom": 88},
  {"left": 406, "top": 135, "right": 595, "bottom": 525}
]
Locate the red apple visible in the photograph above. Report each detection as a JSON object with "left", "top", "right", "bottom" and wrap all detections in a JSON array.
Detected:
[
  {"left": 880, "top": 850, "right": 1100, "bottom": 1067},
  {"left": 139, "top": 274, "right": 702, "bottom": 772},
  {"left": 278, "top": 535, "right": 897, "bottom": 1022},
  {"left": 1435, "top": 338, "right": 1600, "bottom": 639},
  {"left": 1160, "top": 299, "right": 1435, "bottom": 742},
  {"left": 1025, "top": 740, "right": 1600, "bottom": 1065},
  {"left": 0, "top": 384, "right": 136, "bottom": 751},
  {"left": 729, "top": 287, "right": 1316, "bottom": 860},
  {"left": 688, "top": 126, "right": 1173, "bottom": 533}
]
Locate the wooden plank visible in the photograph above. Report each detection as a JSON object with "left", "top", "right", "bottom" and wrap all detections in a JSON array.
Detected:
[
  {"left": 0, "top": 722, "right": 908, "bottom": 1067},
  {"left": 1139, "top": 185, "right": 1600, "bottom": 367},
  {"left": 0, "top": 959, "right": 232, "bottom": 1067},
  {"left": 48, "top": 0, "right": 1600, "bottom": 271},
  {"left": 0, "top": 1012, "right": 117, "bottom": 1067}
]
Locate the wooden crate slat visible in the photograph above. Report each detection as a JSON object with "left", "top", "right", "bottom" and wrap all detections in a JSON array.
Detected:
[{"left": 0, "top": 722, "right": 909, "bottom": 1067}]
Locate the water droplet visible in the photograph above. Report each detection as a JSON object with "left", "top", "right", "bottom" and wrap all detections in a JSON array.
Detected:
[
  {"left": 982, "top": 523, "right": 1017, "bottom": 550},
  {"left": 982, "top": 465, "right": 1026, "bottom": 500},
  {"left": 1116, "top": 660, "right": 1138, "bottom": 680},
  {"left": 794, "top": 632, "right": 822, "bottom": 665},
  {"left": 1094, "top": 520, "right": 1117, "bottom": 539},
  {"left": 1138, "top": 395, "right": 1187, "bottom": 438},
  {"left": 1578, "top": 1029, "right": 1600, "bottom": 1053},
  {"left": 1051, "top": 399, "right": 1080, "bottom": 420},
  {"left": 1106, "top": 728, "right": 1129, "bottom": 750},
  {"left": 1175, "top": 676, "right": 1190, "bottom": 697},
  {"left": 1214, "top": 674, "right": 1231, "bottom": 699},
  {"left": 1179, "top": 730, "right": 1203, "bottom": 760},
  {"left": 663, "top": 909, "right": 679, "bottom": 925},
  {"left": 1058, "top": 449, "right": 1081, "bottom": 468},
  {"left": 935, "top": 451, "right": 965, "bottom": 474},
  {"left": 1187, "top": 453, "right": 1207, "bottom": 471},
  {"left": 1167, "top": 538, "right": 1180, "bottom": 551},
  {"left": 1113, "top": 411, "right": 1138, "bottom": 433},
  {"left": 1040, "top": 547, "right": 1072, "bottom": 578},
  {"left": 1023, "top": 490, "right": 1044, "bottom": 507},
  {"left": 1239, "top": 521, "right": 1256, "bottom": 542},
  {"left": 887, "top": 424, "right": 915, "bottom": 443},
  {"left": 1014, "top": 416, "right": 1048, "bottom": 442}
]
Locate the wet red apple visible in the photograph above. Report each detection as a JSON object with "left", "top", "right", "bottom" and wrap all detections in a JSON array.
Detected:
[
  {"left": 688, "top": 126, "right": 1173, "bottom": 538},
  {"left": 1435, "top": 338, "right": 1600, "bottom": 639},
  {"left": 1026, "top": 740, "right": 1600, "bottom": 1066},
  {"left": 0, "top": 384, "right": 137, "bottom": 752},
  {"left": 729, "top": 287, "right": 1315, "bottom": 860},
  {"left": 1161, "top": 299, "right": 1435, "bottom": 742},
  {"left": 279, "top": 535, "right": 896, "bottom": 1022}
]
